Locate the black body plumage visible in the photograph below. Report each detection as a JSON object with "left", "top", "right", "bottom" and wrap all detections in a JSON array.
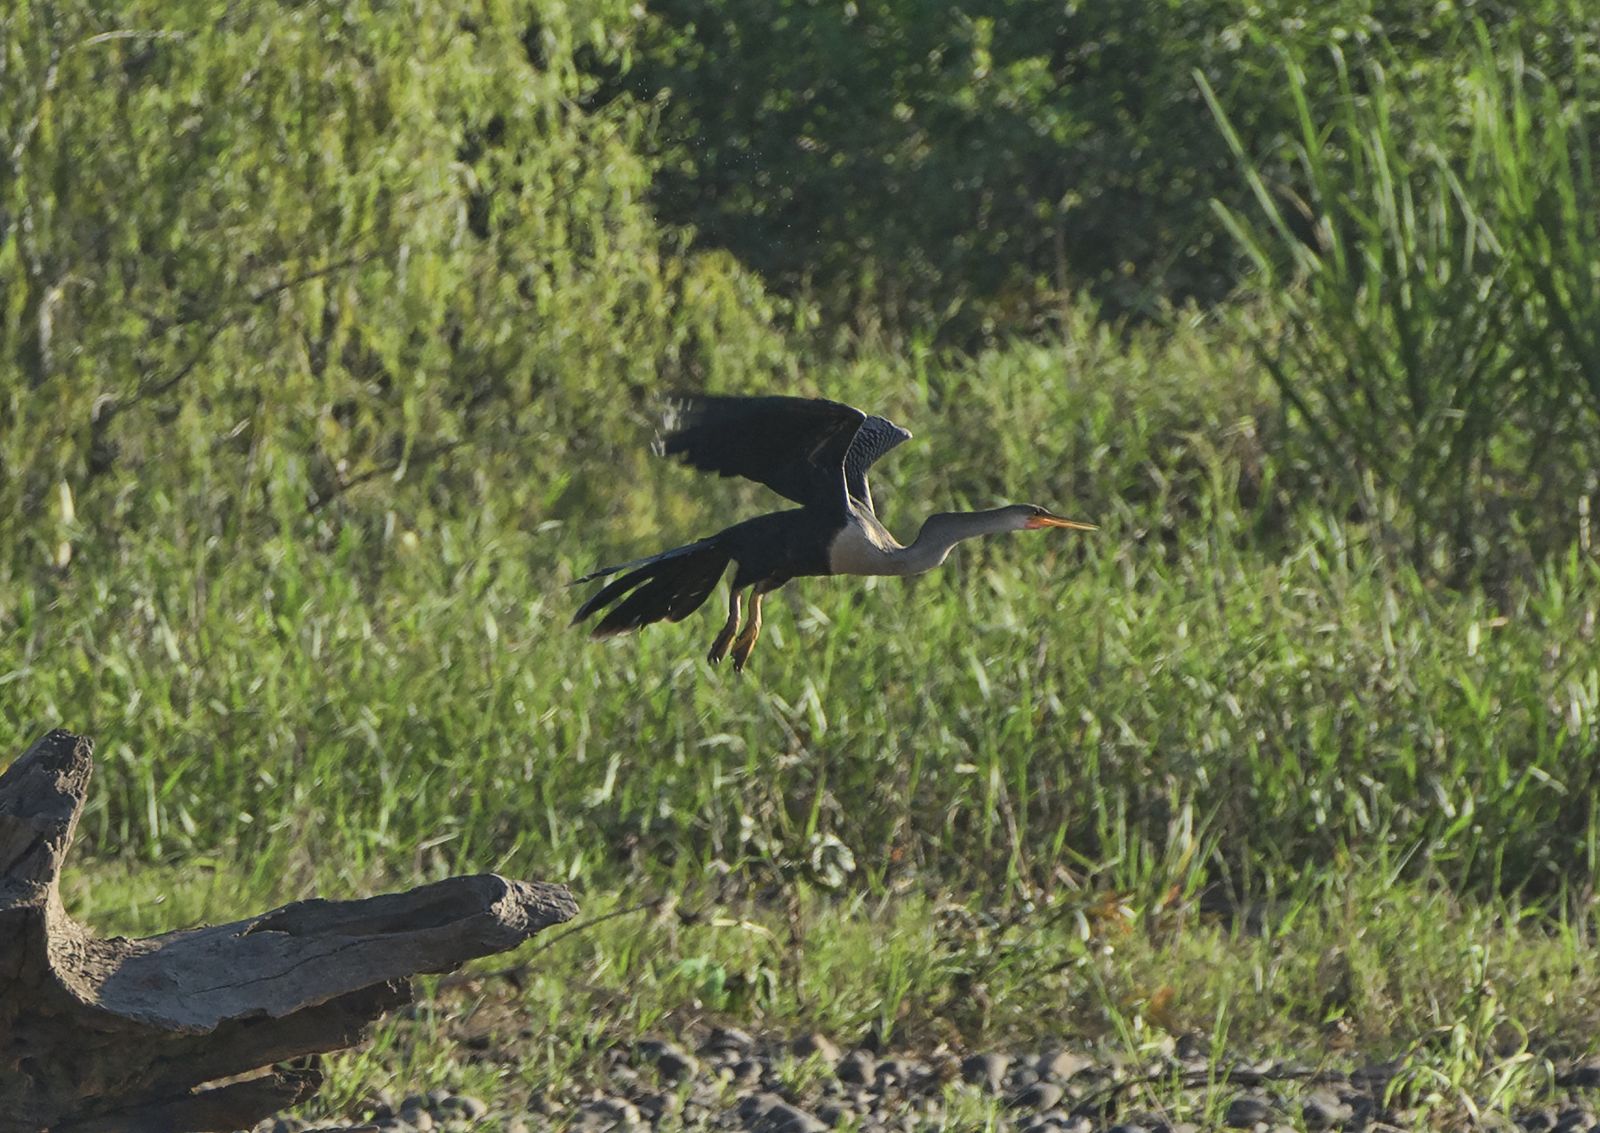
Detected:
[
  {"left": 572, "top": 395, "right": 907, "bottom": 646},
  {"left": 572, "top": 393, "right": 1094, "bottom": 669}
]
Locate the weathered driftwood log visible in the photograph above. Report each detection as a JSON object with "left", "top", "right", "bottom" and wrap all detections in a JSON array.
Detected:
[{"left": 0, "top": 730, "right": 578, "bottom": 1133}]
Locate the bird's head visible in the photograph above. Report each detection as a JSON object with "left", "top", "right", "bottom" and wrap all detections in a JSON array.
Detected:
[{"left": 1012, "top": 504, "right": 1097, "bottom": 532}]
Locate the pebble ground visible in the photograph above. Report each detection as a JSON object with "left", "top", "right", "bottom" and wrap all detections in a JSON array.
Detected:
[{"left": 254, "top": 1027, "right": 1600, "bottom": 1133}]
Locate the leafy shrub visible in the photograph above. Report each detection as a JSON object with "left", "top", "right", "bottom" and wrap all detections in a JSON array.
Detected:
[
  {"left": 1205, "top": 20, "right": 1600, "bottom": 574},
  {"left": 0, "top": 0, "right": 788, "bottom": 577},
  {"left": 595, "top": 0, "right": 1569, "bottom": 340}
]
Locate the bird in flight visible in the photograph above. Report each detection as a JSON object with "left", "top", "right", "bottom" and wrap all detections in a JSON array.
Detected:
[{"left": 573, "top": 394, "right": 1095, "bottom": 672}]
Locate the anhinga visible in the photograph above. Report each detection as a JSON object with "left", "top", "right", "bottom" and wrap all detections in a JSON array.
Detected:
[{"left": 573, "top": 395, "right": 1095, "bottom": 671}]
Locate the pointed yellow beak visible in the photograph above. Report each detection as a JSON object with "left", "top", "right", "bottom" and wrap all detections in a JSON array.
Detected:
[{"left": 1025, "top": 511, "right": 1097, "bottom": 531}]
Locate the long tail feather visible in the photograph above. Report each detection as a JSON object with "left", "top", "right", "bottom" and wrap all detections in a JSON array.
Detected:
[
  {"left": 572, "top": 538, "right": 731, "bottom": 637},
  {"left": 570, "top": 536, "right": 720, "bottom": 587}
]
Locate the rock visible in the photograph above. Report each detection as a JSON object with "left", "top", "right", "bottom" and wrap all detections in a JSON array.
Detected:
[
  {"left": 636, "top": 1038, "right": 699, "bottom": 1080},
  {"left": 876, "top": 1058, "right": 916, "bottom": 1086},
  {"left": 440, "top": 1095, "right": 488, "bottom": 1122},
  {"left": 837, "top": 1050, "right": 878, "bottom": 1085},
  {"left": 706, "top": 1025, "right": 758, "bottom": 1054},
  {"left": 739, "top": 1094, "right": 785, "bottom": 1121},
  {"left": 961, "top": 1052, "right": 1010, "bottom": 1093},
  {"left": 1302, "top": 1090, "right": 1355, "bottom": 1130},
  {"left": 745, "top": 1097, "right": 828, "bottom": 1133},
  {"left": 1010, "top": 1082, "right": 1065, "bottom": 1111},
  {"left": 793, "top": 1032, "right": 842, "bottom": 1062},
  {"left": 1039, "top": 1049, "right": 1093, "bottom": 1082},
  {"left": 768, "top": 1102, "right": 831, "bottom": 1133},
  {"left": 817, "top": 1101, "right": 850, "bottom": 1125},
  {"left": 1225, "top": 1096, "right": 1275, "bottom": 1128},
  {"left": 1558, "top": 1061, "right": 1600, "bottom": 1089},
  {"left": 635, "top": 1091, "right": 679, "bottom": 1121},
  {"left": 581, "top": 1097, "right": 643, "bottom": 1127}
]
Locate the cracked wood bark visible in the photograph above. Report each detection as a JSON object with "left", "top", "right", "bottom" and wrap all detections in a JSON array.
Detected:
[{"left": 0, "top": 730, "right": 579, "bottom": 1133}]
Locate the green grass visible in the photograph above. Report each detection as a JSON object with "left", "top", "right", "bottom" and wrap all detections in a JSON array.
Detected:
[
  {"left": 9, "top": 317, "right": 1598, "bottom": 903},
  {"left": 65, "top": 862, "right": 1600, "bottom": 1128},
  {"left": 8, "top": 308, "right": 1600, "bottom": 1121},
  {"left": 1202, "top": 28, "right": 1600, "bottom": 568},
  {"left": 7, "top": 4, "right": 1600, "bottom": 1124}
]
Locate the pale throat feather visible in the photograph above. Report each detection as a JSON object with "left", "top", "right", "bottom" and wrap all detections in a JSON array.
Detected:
[
  {"left": 827, "top": 514, "right": 909, "bottom": 576},
  {"left": 827, "top": 506, "right": 1031, "bottom": 577}
]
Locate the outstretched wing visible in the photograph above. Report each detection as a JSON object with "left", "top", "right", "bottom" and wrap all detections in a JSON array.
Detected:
[
  {"left": 843, "top": 414, "right": 913, "bottom": 515},
  {"left": 657, "top": 395, "right": 876, "bottom": 509}
]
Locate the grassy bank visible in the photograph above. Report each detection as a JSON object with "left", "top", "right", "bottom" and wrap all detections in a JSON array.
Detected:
[
  {"left": 8, "top": 318, "right": 1598, "bottom": 905},
  {"left": 6, "top": 1, "right": 1600, "bottom": 1124},
  {"left": 7, "top": 312, "right": 1600, "bottom": 1122},
  {"left": 67, "top": 861, "right": 1600, "bottom": 1129}
]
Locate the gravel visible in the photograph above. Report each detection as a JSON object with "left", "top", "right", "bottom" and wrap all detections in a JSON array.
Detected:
[
  {"left": 250, "top": 1031, "right": 1600, "bottom": 1133},
  {"left": 1224, "top": 1095, "right": 1276, "bottom": 1127},
  {"left": 835, "top": 1048, "right": 877, "bottom": 1085},
  {"left": 1009, "top": 1081, "right": 1065, "bottom": 1112},
  {"left": 962, "top": 1052, "right": 1010, "bottom": 1094},
  {"left": 1301, "top": 1089, "right": 1355, "bottom": 1129},
  {"left": 791, "top": 1032, "right": 841, "bottom": 1063}
]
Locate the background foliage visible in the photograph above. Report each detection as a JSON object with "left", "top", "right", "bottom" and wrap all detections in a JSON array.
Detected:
[
  {"left": 3, "top": 0, "right": 1600, "bottom": 935},
  {"left": 600, "top": 0, "right": 1598, "bottom": 337}
]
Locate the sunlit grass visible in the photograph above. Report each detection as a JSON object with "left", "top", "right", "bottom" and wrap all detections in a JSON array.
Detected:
[
  {"left": 63, "top": 861, "right": 1600, "bottom": 1126},
  {"left": 14, "top": 481, "right": 1598, "bottom": 903},
  {"left": 9, "top": 311, "right": 1600, "bottom": 1119}
]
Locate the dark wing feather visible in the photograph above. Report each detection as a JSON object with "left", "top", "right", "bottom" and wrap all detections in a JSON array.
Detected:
[
  {"left": 843, "top": 415, "right": 912, "bottom": 514},
  {"left": 657, "top": 395, "right": 868, "bottom": 508}
]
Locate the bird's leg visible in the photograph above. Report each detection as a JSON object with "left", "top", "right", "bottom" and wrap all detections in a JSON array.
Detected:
[
  {"left": 706, "top": 586, "right": 743, "bottom": 665},
  {"left": 729, "top": 586, "right": 767, "bottom": 673}
]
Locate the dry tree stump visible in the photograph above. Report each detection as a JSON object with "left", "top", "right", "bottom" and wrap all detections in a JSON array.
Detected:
[{"left": 0, "top": 730, "right": 579, "bottom": 1133}]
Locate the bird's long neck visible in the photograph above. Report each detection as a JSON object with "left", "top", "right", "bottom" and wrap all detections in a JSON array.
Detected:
[{"left": 890, "top": 509, "right": 1022, "bottom": 575}]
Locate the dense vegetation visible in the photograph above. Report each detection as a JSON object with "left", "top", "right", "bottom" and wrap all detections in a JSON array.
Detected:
[
  {"left": 4, "top": 0, "right": 1600, "bottom": 1113},
  {"left": 607, "top": 0, "right": 1599, "bottom": 334}
]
